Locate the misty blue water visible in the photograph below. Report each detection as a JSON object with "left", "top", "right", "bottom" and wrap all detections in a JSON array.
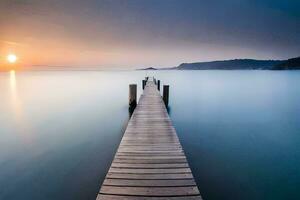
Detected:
[{"left": 0, "top": 70, "right": 300, "bottom": 200}]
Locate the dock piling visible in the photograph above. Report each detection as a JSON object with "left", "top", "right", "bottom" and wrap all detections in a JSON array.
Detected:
[
  {"left": 129, "top": 84, "right": 137, "bottom": 109},
  {"left": 157, "top": 80, "right": 160, "bottom": 91},
  {"left": 142, "top": 80, "right": 146, "bottom": 90},
  {"left": 163, "top": 85, "right": 169, "bottom": 106}
]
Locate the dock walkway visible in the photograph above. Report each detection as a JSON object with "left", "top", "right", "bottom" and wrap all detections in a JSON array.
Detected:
[{"left": 96, "top": 80, "right": 202, "bottom": 200}]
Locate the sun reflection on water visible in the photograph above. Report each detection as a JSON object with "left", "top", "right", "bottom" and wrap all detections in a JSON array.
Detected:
[
  {"left": 9, "top": 70, "right": 19, "bottom": 111},
  {"left": 9, "top": 70, "right": 29, "bottom": 135},
  {"left": 9, "top": 70, "right": 22, "bottom": 120},
  {"left": 10, "top": 70, "right": 16, "bottom": 91}
]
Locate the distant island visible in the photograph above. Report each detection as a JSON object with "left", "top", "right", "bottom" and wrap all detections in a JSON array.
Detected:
[
  {"left": 138, "top": 67, "right": 158, "bottom": 70},
  {"left": 140, "top": 56, "right": 300, "bottom": 70}
]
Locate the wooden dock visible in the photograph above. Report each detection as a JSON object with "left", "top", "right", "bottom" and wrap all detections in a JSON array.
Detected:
[{"left": 96, "top": 80, "right": 202, "bottom": 200}]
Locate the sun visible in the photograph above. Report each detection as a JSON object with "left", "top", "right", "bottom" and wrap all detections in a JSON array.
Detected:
[{"left": 7, "top": 54, "right": 18, "bottom": 63}]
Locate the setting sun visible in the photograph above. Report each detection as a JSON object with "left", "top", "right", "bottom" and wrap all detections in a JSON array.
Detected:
[{"left": 7, "top": 54, "right": 18, "bottom": 63}]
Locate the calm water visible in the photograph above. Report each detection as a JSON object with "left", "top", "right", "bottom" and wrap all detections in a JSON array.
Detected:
[{"left": 0, "top": 70, "right": 300, "bottom": 200}]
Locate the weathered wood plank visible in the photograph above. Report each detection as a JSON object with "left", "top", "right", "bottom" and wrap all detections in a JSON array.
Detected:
[
  {"left": 100, "top": 186, "right": 200, "bottom": 196},
  {"left": 112, "top": 159, "right": 188, "bottom": 164},
  {"left": 103, "top": 178, "right": 197, "bottom": 187},
  {"left": 97, "top": 194, "right": 202, "bottom": 200},
  {"left": 108, "top": 168, "right": 191, "bottom": 174},
  {"left": 106, "top": 172, "right": 194, "bottom": 180},
  {"left": 114, "top": 156, "right": 186, "bottom": 160},
  {"left": 117, "top": 149, "right": 183, "bottom": 152},
  {"left": 111, "top": 163, "right": 189, "bottom": 169},
  {"left": 116, "top": 153, "right": 185, "bottom": 157}
]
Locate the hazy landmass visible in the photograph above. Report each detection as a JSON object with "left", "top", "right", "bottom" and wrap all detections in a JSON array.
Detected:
[
  {"left": 138, "top": 67, "right": 158, "bottom": 70},
  {"left": 272, "top": 57, "right": 300, "bottom": 70},
  {"left": 175, "top": 59, "right": 283, "bottom": 70},
  {"left": 140, "top": 57, "right": 300, "bottom": 70}
]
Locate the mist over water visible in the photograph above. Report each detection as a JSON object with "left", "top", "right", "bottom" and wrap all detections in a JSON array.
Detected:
[
  {"left": 0, "top": 70, "right": 300, "bottom": 200},
  {"left": 156, "top": 71, "right": 300, "bottom": 200}
]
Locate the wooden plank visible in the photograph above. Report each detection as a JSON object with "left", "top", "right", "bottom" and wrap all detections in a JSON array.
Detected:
[
  {"left": 96, "top": 80, "right": 202, "bottom": 199},
  {"left": 114, "top": 156, "right": 186, "bottom": 160},
  {"left": 100, "top": 186, "right": 200, "bottom": 196},
  {"left": 116, "top": 153, "right": 185, "bottom": 157},
  {"left": 111, "top": 163, "right": 189, "bottom": 169},
  {"left": 117, "top": 148, "right": 183, "bottom": 152},
  {"left": 108, "top": 168, "right": 191, "bottom": 174},
  {"left": 117, "top": 149, "right": 183, "bottom": 152},
  {"left": 103, "top": 179, "right": 197, "bottom": 187},
  {"left": 97, "top": 194, "right": 202, "bottom": 200},
  {"left": 112, "top": 159, "right": 188, "bottom": 164},
  {"left": 106, "top": 172, "right": 194, "bottom": 180}
]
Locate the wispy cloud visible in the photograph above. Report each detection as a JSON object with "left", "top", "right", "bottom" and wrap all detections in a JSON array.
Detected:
[{"left": 0, "top": 40, "right": 25, "bottom": 47}]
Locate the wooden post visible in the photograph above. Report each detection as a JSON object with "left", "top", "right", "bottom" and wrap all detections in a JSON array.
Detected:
[
  {"left": 142, "top": 80, "right": 146, "bottom": 90},
  {"left": 129, "top": 84, "right": 137, "bottom": 108},
  {"left": 163, "top": 85, "right": 169, "bottom": 106},
  {"left": 157, "top": 80, "right": 160, "bottom": 91}
]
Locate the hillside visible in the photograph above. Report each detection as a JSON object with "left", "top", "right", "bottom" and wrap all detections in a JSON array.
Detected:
[
  {"left": 176, "top": 59, "right": 283, "bottom": 70},
  {"left": 138, "top": 57, "right": 300, "bottom": 70},
  {"left": 272, "top": 57, "right": 300, "bottom": 70}
]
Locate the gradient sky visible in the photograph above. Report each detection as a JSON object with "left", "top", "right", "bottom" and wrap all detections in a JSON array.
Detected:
[{"left": 0, "top": 0, "right": 299, "bottom": 69}]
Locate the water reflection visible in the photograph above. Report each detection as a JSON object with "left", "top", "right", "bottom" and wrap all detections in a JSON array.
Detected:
[
  {"left": 10, "top": 70, "right": 16, "bottom": 89},
  {"left": 9, "top": 70, "right": 30, "bottom": 136},
  {"left": 9, "top": 70, "right": 21, "bottom": 117}
]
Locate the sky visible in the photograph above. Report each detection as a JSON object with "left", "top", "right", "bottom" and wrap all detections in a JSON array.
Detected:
[{"left": 0, "top": 0, "right": 299, "bottom": 69}]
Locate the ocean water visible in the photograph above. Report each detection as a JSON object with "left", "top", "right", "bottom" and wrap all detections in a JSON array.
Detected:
[{"left": 0, "top": 70, "right": 299, "bottom": 200}]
